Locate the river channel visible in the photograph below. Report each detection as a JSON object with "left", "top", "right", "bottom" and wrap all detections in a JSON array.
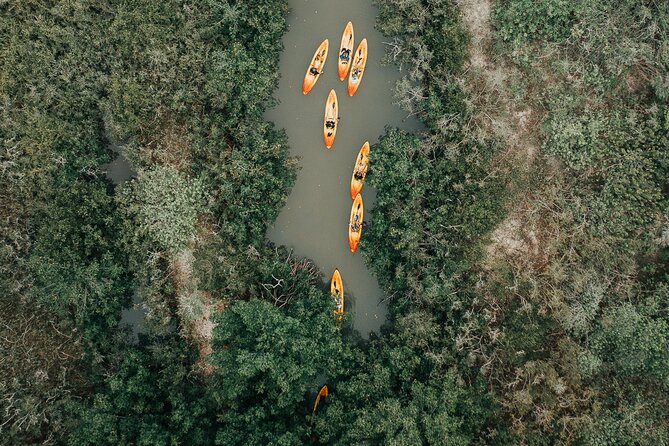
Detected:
[{"left": 266, "top": 0, "right": 420, "bottom": 335}]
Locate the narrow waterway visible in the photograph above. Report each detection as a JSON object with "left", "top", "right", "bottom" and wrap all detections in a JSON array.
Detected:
[
  {"left": 101, "top": 139, "right": 144, "bottom": 341},
  {"left": 266, "top": 0, "right": 420, "bottom": 335}
]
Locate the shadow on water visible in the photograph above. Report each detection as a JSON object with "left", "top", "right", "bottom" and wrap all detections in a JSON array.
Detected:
[
  {"left": 265, "top": 0, "right": 421, "bottom": 337},
  {"left": 100, "top": 137, "right": 143, "bottom": 341},
  {"left": 100, "top": 138, "right": 136, "bottom": 186},
  {"left": 120, "top": 292, "right": 147, "bottom": 344}
]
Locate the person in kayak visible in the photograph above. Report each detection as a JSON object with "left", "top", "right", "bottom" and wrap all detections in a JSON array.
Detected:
[
  {"left": 310, "top": 67, "right": 320, "bottom": 76},
  {"left": 340, "top": 48, "right": 350, "bottom": 62},
  {"left": 354, "top": 167, "right": 364, "bottom": 180},
  {"left": 351, "top": 213, "right": 361, "bottom": 232},
  {"left": 351, "top": 67, "right": 361, "bottom": 81},
  {"left": 325, "top": 119, "right": 336, "bottom": 137}
]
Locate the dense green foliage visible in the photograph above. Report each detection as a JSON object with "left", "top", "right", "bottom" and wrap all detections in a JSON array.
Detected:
[
  {"left": 315, "top": 330, "right": 493, "bottom": 445},
  {"left": 119, "top": 166, "right": 207, "bottom": 254},
  {"left": 376, "top": 0, "right": 467, "bottom": 127},
  {"left": 493, "top": 0, "right": 669, "bottom": 98},
  {"left": 364, "top": 126, "right": 504, "bottom": 311},
  {"left": 1, "top": 2, "right": 130, "bottom": 440},
  {"left": 69, "top": 337, "right": 215, "bottom": 446},
  {"left": 368, "top": 0, "right": 508, "bottom": 315},
  {"left": 493, "top": 0, "right": 577, "bottom": 44},
  {"left": 28, "top": 173, "right": 132, "bottom": 341},
  {"left": 211, "top": 292, "right": 342, "bottom": 445}
]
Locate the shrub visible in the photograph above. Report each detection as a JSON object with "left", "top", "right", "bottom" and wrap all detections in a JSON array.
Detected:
[
  {"left": 493, "top": 0, "right": 577, "bottom": 45},
  {"left": 120, "top": 166, "right": 207, "bottom": 255}
]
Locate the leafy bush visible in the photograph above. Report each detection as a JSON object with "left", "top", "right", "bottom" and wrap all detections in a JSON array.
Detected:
[
  {"left": 120, "top": 166, "right": 207, "bottom": 255},
  {"left": 591, "top": 303, "right": 669, "bottom": 383},
  {"left": 69, "top": 337, "right": 215, "bottom": 446},
  {"left": 365, "top": 126, "right": 505, "bottom": 314},
  {"left": 494, "top": 0, "right": 669, "bottom": 98},
  {"left": 580, "top": 394, "right": 669, "bottom": 446},
  {"left": 375, "top": 0, "right": 468, "bottom": 124},
  {"left": 493, "top": 0, "right": 577, "bottom": 45},
  {"left": 198, "top": 120, "right": 295, "bottom": 247},
  {"left": 27, "top": 172, "right": 131, "bottom": 340},
  {"left": 543, "top": 104, "right": 668, "bottom": 239},
  {"left": 210, "top": 294, "right": 343, "bottom": 445}
]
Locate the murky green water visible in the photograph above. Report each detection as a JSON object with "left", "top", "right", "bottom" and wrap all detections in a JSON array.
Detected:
[
  {"left": 266, "top": 0, "right": 420, "bottom": 335},
  {"left": 102, "top": 141, "right": 142, "bottom": 339},
  {"left": 102, "top": 154, "right": 135, "bottom": 185}
]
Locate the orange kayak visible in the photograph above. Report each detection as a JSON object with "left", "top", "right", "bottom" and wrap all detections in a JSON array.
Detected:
[
  {"left": 330, "top": 269, "right": 344, "bottom": 317},
  {"left": 303, "top": 39, "right": 329, "bottom": 95},
  {"left": 350, "top": 141, "right": 370, "bottom": 199},
  {"left": 312, "top": 385, "right": 329, "bottom": 414},
  {"left": 347, "top": 38, "right": 367, "bottom": 96},
  {"left": 323, "top": 89, "right": 338, "bottom": 149},
  {"left": 337, "top": 22, "right": 354, "bottom": 81},
  {"left": 348, "top": 194, "right": 364, "bottom": 252}
]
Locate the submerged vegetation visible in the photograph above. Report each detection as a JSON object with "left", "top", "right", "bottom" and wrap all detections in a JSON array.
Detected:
[{"left": 1, "top": 0, "right": 667, "bottom": 445}]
